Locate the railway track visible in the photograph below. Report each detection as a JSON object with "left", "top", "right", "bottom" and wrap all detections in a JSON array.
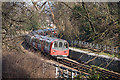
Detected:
[
  {"left": 9, "top": 37, "right": 120, "bottom": 79},
  {"left": 58, "top": 58, "right": 120, "bottom": 79}
]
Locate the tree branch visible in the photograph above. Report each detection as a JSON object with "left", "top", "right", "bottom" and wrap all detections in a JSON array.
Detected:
[
  {"left": 31, "top": 0, "right": 47, "bottom": 11},
  {"left": 2, "top": 12, "right": 25, "bottom": 23},
  {"left": 61, "top": 2, "right": 96, "bottom": 33},
  {"left": 82, "top": 2, "right": 96, "bottom": 33}
]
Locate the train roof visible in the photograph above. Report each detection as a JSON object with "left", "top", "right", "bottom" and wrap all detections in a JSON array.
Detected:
[
  {"left": 34, "top": 34, "right": 67, "bottom": 43},
  {"left": 35, "top": 30, "right": 43, "bottom": 33},
  {"left": 36, "top": 35, "right": 58, "bottom": 42},
  {"left": 27, "top": 28, "right": 61, "bottom": 43}
]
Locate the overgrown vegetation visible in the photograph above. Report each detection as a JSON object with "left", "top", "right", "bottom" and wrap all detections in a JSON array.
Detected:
[
  {"left": 75, "top": 68, "right": 108, "bottom": 80},
  {"left": 71, "top": 47, "right": 120, "bottom": 58},
  {"left": 54, "top": 2, "right": 120, "bottom": 48},
  {"left": 2, "top": 2, "right": 51, "bottom": 43},
  {"left": 2, "top": 1, "right": 120, "bottom": 79}
]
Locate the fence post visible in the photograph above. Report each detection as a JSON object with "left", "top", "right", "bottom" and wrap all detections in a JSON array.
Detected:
[
  {"left": 74, "top": 71, "right": 78, "bottom": 77},
  {"left": 77, "top": 40, "right": 79, "bottom": 47},
  {"left": 101, "top": 45, "right": 104, "bottom": 51},
  {"left": 83, "top": 42, "right": 85, "bottom": 46},
  {"left": 79, "top": 41, "right": 82, "bottom": 47},
  {"left": 82, "top": 41, "right": 84, "bottom": 45},
  {"left": 79, "top": 41, "right": 81, "bottom": 46},
  {"left": 117, "top": 47, "right": 119, "bottom": 53},
  {"left": 56, "top": 65, "right": 59, "bottom": 78},
  {"left": 99, "top": 44, "right": 101, "bottom": 50},
  {"left": 72, "top": 40, "right": 74, "bottom": 47},
  {"left": 112, "top": 47, "right": 114, "bottom": 53},
  {"left": 67, "top": 69, "right": 69, "bottom": 78},
  {"left": 85, "top": 42, "right": 86, "bottom": 45},
  {"left": 63, "top": 69, "right": 68, "bottom": 78},
  {"left": 107, "top": 46, "right": 109, "bottom": 52},
  {"left": 115, "top": 48, "right": 118, "bottom": 53},
  {"left": 92, "top": 43, "right": 95, "bottom": 49},
  {"left": 96, "top": 44, "right": 98, "bottom": 49},
  {"left": 105, "top": 45, "right": 107, "bottom": 51},
  {"left": 90, "top": 43, "right": 92, "bottom": 48},
  {"left": 62, "top": 69, "right": 64, "bottom": 78},
  {"left": 86, "top": 42, "right": 89, "bottom": 47},
  {"left": 75, "top": 40, "right": 77, "bottom": 47},
  {"left": 106, "top": 45, "right": 108, "bottom": 51},
  {"left": 71, "top": 71, "right": 74, "bottom": 80}
]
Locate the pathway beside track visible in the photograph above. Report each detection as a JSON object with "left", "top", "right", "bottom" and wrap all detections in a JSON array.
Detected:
[{"left": 69, "top": 47, "right": 120, "bottom": 60}]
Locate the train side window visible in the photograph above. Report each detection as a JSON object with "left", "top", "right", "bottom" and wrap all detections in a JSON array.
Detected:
[
  {"left": 43, "top": 41, "right": 45, "bottom": 45},
  {"left": 54, "top": 41, "right": 58, "bottom": 48},
  {"left": 46, "top": 42, "right": 48, "bottom": 47},
  {"left": 33, "top": 38, "right": 35, "bottom": 42},
  {"left": 45, "top": 42, "right": 48, "bottom": 47},
  {"left": 41, "top": 41, "right": 43, "bottom": 45},
  {"left": 34, "top": 39, "right": 37, "bottom": 43},
  {"left": 44, "top": 41, "right": 46, "bottom": 46},
  {"left": 39, "top": 40, "right": 41, "bottom": 44},
  {"left": 48, "top": 42, "right": 50, "bottom": 47},
  {"left": 35, "top": 39, "right": 38, "bottom": 43},
  {"left": 64, "top": 42, "right": 68, "bottom": 48}
]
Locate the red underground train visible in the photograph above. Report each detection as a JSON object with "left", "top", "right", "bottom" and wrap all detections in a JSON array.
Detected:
[{"left": 25, "top": 29, "right": 69, "bottom": 58}]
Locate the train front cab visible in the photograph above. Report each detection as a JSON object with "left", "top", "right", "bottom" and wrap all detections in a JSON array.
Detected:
[{"left": 50, "top": 40, "right": 69, "bottom": 57}]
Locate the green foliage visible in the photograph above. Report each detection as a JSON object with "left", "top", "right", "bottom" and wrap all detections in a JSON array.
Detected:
[
  {"left": 73, "top": 5, "right": 86, "bottom": 17},
  {"left": 108, "top": 2, "right": 118, "bottom": 15},
  {"left": 74, "top": 64, "right": 111, "bottom": 79},
  {"left": 87, "top": 68, "right": 109, "bottom": 80},
  {"left": 23, "top": 13, "right": 41, "bottom": 31},
  {"left": 56, "top": 2, "right": 119, "bottom": 47}
]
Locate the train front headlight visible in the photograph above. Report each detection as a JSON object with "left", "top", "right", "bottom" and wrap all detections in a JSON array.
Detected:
[
  {"left": 53, "top": 50, "right": 56, "bottom": 52},
  {"left": 64, "top": 51, "right": 67, "bottom": 53}
]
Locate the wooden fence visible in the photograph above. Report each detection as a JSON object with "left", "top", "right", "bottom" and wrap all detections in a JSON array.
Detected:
[{"left": 67, "top": 40, "right": 120, "bottom": 54}]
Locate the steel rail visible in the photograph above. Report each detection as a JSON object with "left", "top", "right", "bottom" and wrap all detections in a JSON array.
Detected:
[
  {"left": 57, "top": 58, "right": 120, "bottom": 79},
  {"left": 13, "top": 37, "right": 120, "bottom": 79}
]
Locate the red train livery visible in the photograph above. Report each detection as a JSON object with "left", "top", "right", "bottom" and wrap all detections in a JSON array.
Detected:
[{"left": 25, "top": 29, "right": 69, "bottom": 57}]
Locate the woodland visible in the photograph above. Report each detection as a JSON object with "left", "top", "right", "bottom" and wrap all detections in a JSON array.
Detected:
[
  {"left": 2, "top": 2, "right": 120, "bottom": 47},
  {"left": 2, "top": 1, "right": 120, "bottom": 79}
]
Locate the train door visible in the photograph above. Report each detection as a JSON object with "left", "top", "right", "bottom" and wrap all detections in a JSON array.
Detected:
[
  {"left": 41, "top": 40, "right": 44, "bottom": 52},
  {"left": 48, "top": 42, "right": 50, "bottom": 53},
  {"left": 32, "top": 38, "right": 36, "bottom": 48},
  {"left": 44, "top": 42, "right": 49, "bottom": 53},
  {"left": 37, "top": 40, "right": 41, "bottom": 50},
  {"left": 28, "top": 36, "right": 31, "bottom": 44},
  {"left": 30, "top": 37, "right": 34, "bottom": 46},
  {"left": 32, "top": 38, "right": 38, "bottom": 49},
  {"left": 35, "top": 39, "right": 38, "bottom": 49}
]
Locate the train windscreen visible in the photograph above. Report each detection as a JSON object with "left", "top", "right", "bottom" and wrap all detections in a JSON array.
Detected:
[{"left": 52, "top": 40, "right": 68, "bottom": 50}]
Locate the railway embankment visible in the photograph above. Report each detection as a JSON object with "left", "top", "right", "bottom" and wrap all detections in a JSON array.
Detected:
[
  {"left": 2, "top": 39, "right": 56, "bottom": 78},
  {"left": 69, "top": 47, "right": 120, "bottom": 73}
]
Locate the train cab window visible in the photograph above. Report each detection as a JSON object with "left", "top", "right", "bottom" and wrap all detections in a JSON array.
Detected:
[
  {"left": 52, "top": 41, "right": 58, "bottom": 48},
  {"left": 59, "top": 42, "right": 63, "bottom": 48},
  {"left": 64, "top": 42, "right": 68, "bottom": 48},
  {"left": 54, "top": 41, "right": 58, "bottom": 48},
  {"left": 52, "top": 41, "right": 68, "bottom": 50}
]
